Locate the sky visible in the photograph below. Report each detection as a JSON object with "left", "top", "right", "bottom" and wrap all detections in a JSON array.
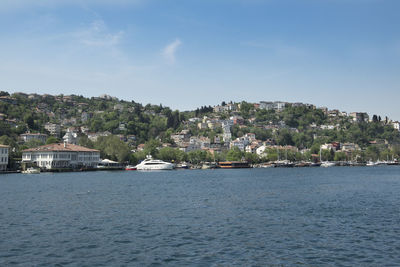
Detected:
[{"left": 0, "top": 0, "right": 399, "bottom": 119}]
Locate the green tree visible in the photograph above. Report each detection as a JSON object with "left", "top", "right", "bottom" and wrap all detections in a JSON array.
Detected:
[
  {"left": 78, "top": 135, "right": 94, "bottom": 148},
  {"left": 226, "top": 147, "right": 243, "bottom": 161},
  {"left": 95, "top": 135, "right": 131, "bottom": 162},
  {"left": 334, "top": 151, "right": 347, "bottom": 161},
  {"left": 46, "top": 136, "right": 58, "bottom": 144},
  {"left": 25, "top": 139, "right": 44, "bottom": 148}
]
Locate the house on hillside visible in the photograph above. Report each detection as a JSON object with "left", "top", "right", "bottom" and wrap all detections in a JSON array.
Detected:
[
  {"left": 392, "top": 121, "right": 400, "bottom": 131},
  {"left": 349, "top": 112, "right": 369, "bottom": 123},
  {"left": 44, "top": 123, "right": 61, "bottom": 137},
  {"left": 20, "top": 133, "right": 47, "bottom": 143}
]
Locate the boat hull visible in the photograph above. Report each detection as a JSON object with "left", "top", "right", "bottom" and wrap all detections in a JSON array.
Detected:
[
  {"left": 136, "top": 164, "right": 174, "bottom": 170},
  {"left": 218, "top": 161, "right": 250, "bottom": 168}
]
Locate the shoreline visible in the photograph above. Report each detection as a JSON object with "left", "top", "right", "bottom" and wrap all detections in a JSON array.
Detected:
[{"left": 1, "top": 162, "right": 399, "bottom": 174}]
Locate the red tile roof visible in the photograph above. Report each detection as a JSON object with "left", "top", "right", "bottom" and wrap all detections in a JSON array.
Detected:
[{"left": 23, "top": 143, "right": 99, "bottom": 152}]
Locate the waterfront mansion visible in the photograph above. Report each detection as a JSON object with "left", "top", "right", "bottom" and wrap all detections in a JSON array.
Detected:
[
  {"left": 0, "top": 144, "right": 9, "bottom": 171},
  {"left": 22, "top": 143, "right": 100, "bottom": 169}
]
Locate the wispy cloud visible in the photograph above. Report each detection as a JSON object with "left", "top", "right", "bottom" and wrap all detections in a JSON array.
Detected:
[
  {"left": 74, "top": 20, "right": 124, "bottom": 47},
  {"left": 162, "top": 39, "right": 182, "bottom": 64}
]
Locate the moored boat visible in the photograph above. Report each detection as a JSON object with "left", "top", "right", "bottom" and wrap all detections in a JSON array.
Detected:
[
  {"left": 135, "top": 155, "right": 175, "bottom": 170},
  {"left": 125, "top": 165, "right": 137, "bottom": 170},
  {"left": 218, "top": 161, "right": 251, "bottom": 168},
  {"left": 22, "top": 167, "right": 41, "bottom": 174},
  {"left": 366, "top": 161, "right": 378, "bottom": 166},
  {"left": 176, "top": 163, "right": 189, "bottom": 169},
  {"left": 320, "top": 161, "right": 336, "bottom": 167}
]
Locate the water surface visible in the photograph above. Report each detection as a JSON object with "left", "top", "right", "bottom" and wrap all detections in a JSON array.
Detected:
[{"left": 1, "top": 167, "right": 400, "bottom": 266}]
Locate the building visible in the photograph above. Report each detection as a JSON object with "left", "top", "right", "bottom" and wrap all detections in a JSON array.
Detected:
[
  {"left": 22, "top": 143, "right": 100, "bottom": 169},
  {"left": 0, "top": 144, "right": 9, "bottom": 171},
  {"left": 63, "top": 128, "right": 78, "bottom": 145},
  {"left": 119, "top": 123, "right": 126, "bottom": 131},
  {"left": 320, "top": 142, "right": 340, "bottom": 152},
  {"left": 0, "top": 96, "right": 17, "bottom": 104},
  {"left": 259, "top": 101, "right": 287, "bottom": 111},
  {"left": 87, "top": 131, "right": 111, "bottom": 142},
  {"left": 20, "top": 133, "right": 48, "bottom": 143},
  {"left": 259, "top": 101, "right": 274, "bottom": 110},
  {"left": 213, "top": 105, "right": 228, "bottom": 113},
  {"left": 197, "top": 122, "right": 208, "bottom": 130},
  {"left": 341, "top": 143, "right": 359, "bottom": 152},
  {"left": 392, "top": 121, "right": 400, "bottom": 131},
  {"left": 349, "top": 112, "right": 369, "bottom": 123},
  {"left": 274, "top": 101, "right": 287, "bottom": 112},
  {"left": 44, "top": 122, "right": 61, "bottom": 137}
]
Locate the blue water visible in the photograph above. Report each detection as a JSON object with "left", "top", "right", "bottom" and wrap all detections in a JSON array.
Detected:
[{"left": 1, "top": 167, "right": 400, "bottom": 266}]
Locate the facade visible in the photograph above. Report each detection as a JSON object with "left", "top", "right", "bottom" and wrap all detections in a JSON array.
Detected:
[
  {"left": 341, "top": 143, "right": 359, "bottom": 152},
  {"left": 63, "top": 128, "right": 78, "bottom": 145},
  {"left": 0, "top": 144, "right": 9, "bottom": 171},
  {"left": 20, "top": 133, "right": 47, "bottom": 143},
  {"left": 22, "top": 143, "right": 100, "bottom": 169},
  {"left": 44, "top": 123, "right": 61, "bottom": 137},
  {"left": 392, "top": 121, "right": 400, "bottom": 131},
  {"left": 259, "top": 101, "right": 288, "bottom": 111},
  {"left": 349, "top": 112, "right": 369, "bottom": 123},
  {"left": 259, "top": 101, "right": 274, "bottom": 110}
]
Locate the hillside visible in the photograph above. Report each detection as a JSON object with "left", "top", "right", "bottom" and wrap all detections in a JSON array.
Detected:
[{"left": 1, "top": 91, "right": 400, "bottom": 165}]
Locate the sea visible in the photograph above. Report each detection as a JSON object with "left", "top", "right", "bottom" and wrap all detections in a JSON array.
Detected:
[{"left": 1, "top": 167, "right": 400, "bottom": 266}]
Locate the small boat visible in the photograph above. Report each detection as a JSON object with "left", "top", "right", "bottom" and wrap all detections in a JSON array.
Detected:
[
  {"left": 295, "top": 162, "right": 309, "bottom": 167},
  {"left": 176, "top": 163, "right": 189, "bottom": 169},
  {"left": 320, "top": 161, "right": 336, "bottom": 167},
  {"left": 259, "top": 163, "right": 275, "bottom": 168},
  {"left": 125, "top": 165, "right": 137, "bottom": 171},
  {"left": 366, "top": 161, "right": 378, "bottom": 166},
  {"left": 201, "top": 162, "right": 217, "bottom": 169},
  {"left": 275, "top": 160, "right": 294, "bottom": 168},
  {"left": 22, "top": 167, "right": 40, "bottom": 174}
]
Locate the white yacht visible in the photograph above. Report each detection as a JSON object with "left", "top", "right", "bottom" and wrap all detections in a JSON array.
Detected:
[{"left": 135, "top": 155, "right": 175, "bottom": 170}]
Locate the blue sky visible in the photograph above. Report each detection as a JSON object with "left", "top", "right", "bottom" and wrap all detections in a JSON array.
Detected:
[{"left": 1, "top": 0, "right": 399, "bottom": 119}]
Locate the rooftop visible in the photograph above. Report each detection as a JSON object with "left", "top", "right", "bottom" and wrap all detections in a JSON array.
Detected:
[{"left": 23, "top": 143, "right": 99, "bottom": 153}]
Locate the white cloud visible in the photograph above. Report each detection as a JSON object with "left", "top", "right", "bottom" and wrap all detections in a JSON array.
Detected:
[
  {"left": 75, "top": 20, "right": 124, "bottom": 47},
  {"left": 162, "top": 39, "right": 182, "bottom": 64}
]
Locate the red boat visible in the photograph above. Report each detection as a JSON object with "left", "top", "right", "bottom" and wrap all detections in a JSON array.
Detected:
[{"left": 125, "top": 165, "right": 137, "bottom": 171}]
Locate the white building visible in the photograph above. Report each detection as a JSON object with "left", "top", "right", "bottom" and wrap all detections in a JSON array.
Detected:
[
  {"left": 63, "top": 129, "right": 78, "bottom": 145},
  {"left": 392, "top": 121, "right": 400, "bottom": 131},
  {"left": 256, "top": 145, "right": 267, "bottom": 156},
  {"left": 259, "top": 101, "right": 287, "bottom": 111},
  {"left": 20, "top": 133, "right": 47, "bottom": 143},
  {"left": 22, "top": 143, "right": 100, "bottom": 169},
  {"left": 0, "top": 144, "right": 9, "bottom": 171}
]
